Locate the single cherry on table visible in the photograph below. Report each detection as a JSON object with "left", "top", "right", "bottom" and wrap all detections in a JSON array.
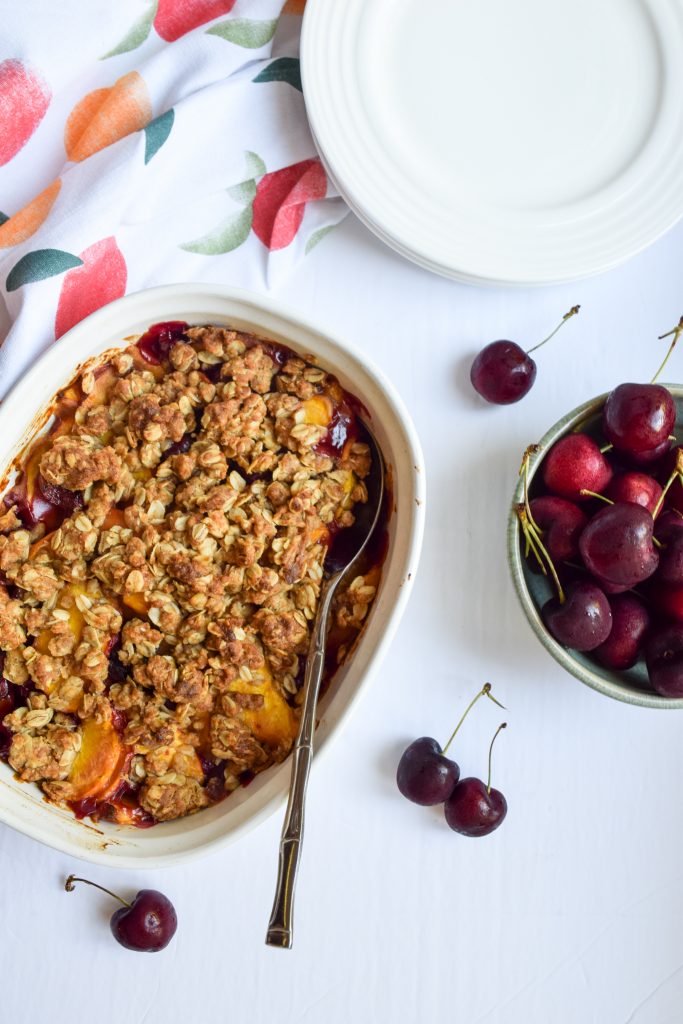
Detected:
[
  {"left": 65, "top": 875, "right": 177, "bottom": 952},
  {"left": 470, "top": 306, "right": 580, "bottom": 405}
]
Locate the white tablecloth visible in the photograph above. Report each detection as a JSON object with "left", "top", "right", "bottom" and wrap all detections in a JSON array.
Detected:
[{"left": 2, "top": 213, "right": 683, "bottom": 1024}]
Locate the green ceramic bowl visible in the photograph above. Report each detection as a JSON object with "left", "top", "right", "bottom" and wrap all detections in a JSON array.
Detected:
[{"left": 507, "top": 385, "right": 683, "bottom": 709}]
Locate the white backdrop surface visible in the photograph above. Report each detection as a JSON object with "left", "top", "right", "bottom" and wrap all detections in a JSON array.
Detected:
[{"left": 2, "top": 213, "right": 683, "bottom": 1024}]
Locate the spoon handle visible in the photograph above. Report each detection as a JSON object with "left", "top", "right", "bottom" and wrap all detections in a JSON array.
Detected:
[{"left": 266, "top": 576, "right": 338, "bottom": 949}]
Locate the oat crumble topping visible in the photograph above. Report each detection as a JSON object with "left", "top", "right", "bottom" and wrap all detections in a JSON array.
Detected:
[{"left": 0, "top": 322, "right": 385, "bottom": 825}]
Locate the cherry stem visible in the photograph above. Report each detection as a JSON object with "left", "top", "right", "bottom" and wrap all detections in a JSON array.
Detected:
[
  {"left": 524, "top": 527, "right": 547, "bottom": 575},
  {"left": 579, "top": 489, "right": 613, "bottom": 505},
  {"left": 652, "top": 316, "right": 683, "bottom": 384},
  {"left": 516, "top": 504, "right": 565, "bottom": 604},
  {"left": 64, "top": 874, "right": 132, "bottom": 909},
  {"left": 599, "top": 443, "right": 614, "bottom": 454},
  {"left": 526, "top": 305, "right": 580, "bottom": 355},
  {"left": 487, "top": 722, "right": 507, "bottom": 795},
  {"left": 442, "top": 683, "right": 505, "bottom": 755},
  {"left": 519, "top": 445, "right": 541, "bottom": 532},
  {"left": 653, "top": 457, "right": 683, "bottom": 519}
]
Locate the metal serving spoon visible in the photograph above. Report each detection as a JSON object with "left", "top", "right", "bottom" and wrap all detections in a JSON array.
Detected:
[{"left": 265, "top": 423, "right": 385, "bottom": 949}]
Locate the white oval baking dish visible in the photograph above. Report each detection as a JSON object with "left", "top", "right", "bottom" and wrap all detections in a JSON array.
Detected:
[{"left": 0, "top": 284, "right": 425, "bottom": 867}]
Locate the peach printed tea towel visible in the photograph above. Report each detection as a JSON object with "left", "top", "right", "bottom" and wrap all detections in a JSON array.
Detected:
[{"left": 0, "top": 0, "right": 345, "bottom": 397}]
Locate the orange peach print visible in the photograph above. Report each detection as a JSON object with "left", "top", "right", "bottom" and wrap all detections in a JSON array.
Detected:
[
  {"left": 0, "top": 179, "right": 61, "bottom": 248},
  {"left": 64, "top": 71, "right": 152, "bottom": 163}
]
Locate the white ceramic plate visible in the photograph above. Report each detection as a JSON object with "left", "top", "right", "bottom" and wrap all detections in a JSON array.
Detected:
[
  {"left": 0, "top": 284, "right": 425, "bottom": 867},
  {"left": 302, "top": 0, "right": 683, "bottom": 285}
]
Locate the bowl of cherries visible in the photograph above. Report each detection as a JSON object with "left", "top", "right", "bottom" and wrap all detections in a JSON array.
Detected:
[{"left": 507, "top": 318, "right": 683, "bottom": 708}]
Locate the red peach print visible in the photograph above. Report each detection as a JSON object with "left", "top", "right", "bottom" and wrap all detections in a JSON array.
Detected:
[
  {"left": 0, "top": 59, "right": 51, "bottom": 166},
  {"left": 54, "top": 237, "right": 127, "bottom": 339},
  {"left": 252, "top": 159, "right": 327, "bottom": 251},
  {"left": 154, "top": 0, "right": 237, "bottom": 41}
]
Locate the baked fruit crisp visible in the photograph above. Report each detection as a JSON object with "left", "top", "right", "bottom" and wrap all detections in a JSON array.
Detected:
[{"left": 0, "top": 322, "right": 386, "bottom": 826}]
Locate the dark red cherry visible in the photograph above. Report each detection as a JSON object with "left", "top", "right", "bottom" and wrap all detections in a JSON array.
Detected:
[
  {"left": 542, "top": 434, "right": 613, "bottom": 502},
  {"left": 542, "top": 581, "right": 612, "bottom": 651},
  {"left": 603, "top": 383, "right": 676, "bottom": 456},
  {"left": 593, "top": 594, "right": 650, "bottom": 670},
  {"left": 470, "top": 307, "right": 579, "bottom": 405},
  {"left": 110, "top": 890, "right": 177, "bottom": 952},
  {"left": 65, "top": 876, "right": 177, "bottom": 952},
  {"left": 645, "top": 624, "right": 683, "bottom": 697},
  {"left": 396, "top": 737, "right": 459, "bottom": 805},
  {"left": 657, "top": 446, "right": 683, "bottom": 515},
  {"left": 396, "top": 684, "right": 502, "bottom": 806},
  {"left": 656, "top": 533, "right": 683, "bottom": 586},
  {"left": 161, "top": 433, "right": 194, "bottom": 461},
  {"left": 655, "top": 509, "right": 683, "bottom": 544},
  {"left": 579, "top": 503, "right": 658, "bottom": 587},
  {"left": 137, "top": 321, "right": 188, "bottom": 365},
  {"left": 528, "top": 496, "right": 587, "bottom": 563},
  {"left": 649, "top": 582, "right": 683, "bottom": 623},
  {"left": 37, "top": 474, "right": 84, "bottom": 514},
  {"left": 604, "top": 472, "right": 662, "bottom": 517},
  {"left": 470, "top": 341, "right": 536, "bottom": 405},
  {"left": 592, "top": 574, "right": 630, "bottom": 595},
  {"left": 444, "top": 722, "right": 507, "bottom": 837},
  {"left": 626, "top": 439, "right": 672, "bottom": 467},
  {"left": 445, "top": 778, "right": 507, "bottom": 836}
]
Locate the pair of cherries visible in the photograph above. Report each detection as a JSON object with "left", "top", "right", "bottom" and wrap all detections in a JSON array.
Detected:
[{"left": 396, "top": 684, "right": 508, "bottom": 836}]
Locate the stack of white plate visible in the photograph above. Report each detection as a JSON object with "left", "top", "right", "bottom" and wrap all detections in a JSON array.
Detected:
[{"left": 301, "top": 0, "right": 683, "bottom": 286}]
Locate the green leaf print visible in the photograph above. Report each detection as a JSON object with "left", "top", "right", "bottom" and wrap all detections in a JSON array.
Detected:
[
  {"left": 180, "top": 205, "right": 253, "bottom": 255},
  {"left": 253, "top": 57, "right": 302, "bottom": 92},
  {"left": 101, "top": 1, "right": 158, "bottom": 59},
  {"left": 227, "top": 180, "right": 257, "bottom": 206},
  {"left": 244, "top": 151, "right": 266, "bottom": 179},
  {"left": 144, "top": 109, "right": 175, "bottom": 164},
  {"left": 305, "top": 224, "right": 336, "bottom": 255},
  {"left": 6, "top": 249, "right": 83, "bottom": 292},
  {"left": 206, "top": 18, "right": 278, "bottom": 49}
]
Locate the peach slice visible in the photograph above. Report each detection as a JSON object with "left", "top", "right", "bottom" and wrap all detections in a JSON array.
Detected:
[
  {"left": 67, "top": 718, "right": 127, "bottom": 802},
  {"left": 246, "top": 686, "right": 297, "bottom": 747},
  {"left": 123, "top": 592, "right": 148, "bottom": 617},
  {"left": 28, "top": 530, "right": 55, "bottom": 561},
  {"left": 230, "top": 667, "right": 297, "bottom": 748},
  {"left": 301, "top": 395, "right": 332, "bottom": 427},
  {"left": 130, "top": 344, "right": 165, "bottom": 380},
  {"left": 34, "top": 582, "right": 88, "bottom": 655},
  {"left": 73, "top": 364, "right": 118, "bottom": 429},
  {"left": 101, "top": 507, "right": 126, "bottom": 531}
]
